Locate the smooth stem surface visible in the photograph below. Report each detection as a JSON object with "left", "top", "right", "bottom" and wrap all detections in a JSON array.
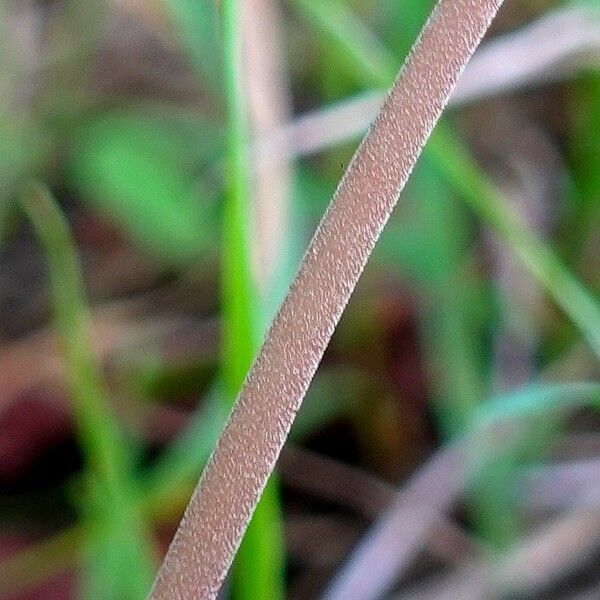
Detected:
[
  {"left": 20, "top": 183, "right": 155, "bottom": 600},
  {"left": 148, "top": 1, "right": 504, "bottom": 598},
  {"left": 221, "top": 1, "right": 285, "bottom": 599}
]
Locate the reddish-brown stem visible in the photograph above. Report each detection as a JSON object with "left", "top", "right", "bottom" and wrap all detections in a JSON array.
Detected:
[{"left": 148, "top": 1, "right": 504, "bottom": 598}]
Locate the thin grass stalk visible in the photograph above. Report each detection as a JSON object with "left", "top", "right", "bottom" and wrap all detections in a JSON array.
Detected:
[
  {"left": 296, "top": 0, "right": 600, "bottom": 362},
  {"left": 2, "top": 381, "right": 597, "bottom": 599},
  {"left": 20, "top": 183, "right": 155, "bottom": 600},
  {"left": 220, "top": 0, "right": 285, "bottom": 598},
  {"left": 137, "top": 12, "right": 290, "bottom": 592},
  {"left": 427, "top": 122, "right": 600, "bottom": 360},
  {"left": 292, "top": 10, "right": 600, "bottom": 549},
  {"left": 322, "top": 382, "right": 600, "bottom": 600},
  {"left": 148, "top": 1, "right": 504, "bottom": 598},
  {"left": 221, "top": 0, "right": 257, "bottom": 392},
  {"left": 294, "top": 0, "right": 516, "bottom": 550}
]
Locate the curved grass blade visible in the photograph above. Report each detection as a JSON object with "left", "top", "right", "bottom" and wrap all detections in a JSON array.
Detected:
[
  {"left": 295, "top": 0, "right": 600, "bottom": 361},
  {"left": 322, "top": 443, "right": 468, "bottom": 600},
  {"left": 147, "top": 1, "right": 505, "bottom": 597},
  {"left": 474, "top": 381, "right": 600, "bottom": 426},
  {"left": 323, "top": 381, "right": 600, "bottom": 600},
  {"left": 20, "top": 183, "right": 155, "bottom": 600},
  {"left": 220, "top": 0, "right": 285, "bottom": 598},
  {"left": 427, "top": 122, "right": 600, "bottom": 360}
]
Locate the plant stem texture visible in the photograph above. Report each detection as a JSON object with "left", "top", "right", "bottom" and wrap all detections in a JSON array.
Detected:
[{"left": 148, "top": 0, "right": 505, "bottom": 597}]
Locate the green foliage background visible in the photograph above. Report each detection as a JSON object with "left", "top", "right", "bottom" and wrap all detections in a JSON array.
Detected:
[{"left": 1, "top": 0, "right": 599, "bottom": 598}]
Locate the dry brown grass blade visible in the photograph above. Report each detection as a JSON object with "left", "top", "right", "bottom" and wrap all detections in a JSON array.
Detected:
[
  {"left": 279, "top": 446, "right": 396, "bottom": 519},
  {"left": 255, "top": 5, "right": 600, "bottom": 168},
  {"left": 321, "top": 445, "right": 468, "bottom": 600},
  {"left": 242, "top": 0, "right": 292, "bottom": 293},
  {"left": 395, "top": 508, "right": 600, "bottom": 600},
  {"left": 522, "top": 460, "right": 600, "bottom": 512},
  {"left": 148, "top": 1, "right": 504, "bottom": 598}
]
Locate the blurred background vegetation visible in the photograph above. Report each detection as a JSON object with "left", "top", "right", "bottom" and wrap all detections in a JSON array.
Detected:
[{"left": 1, "top": 0, "right": 600, "bottom": 598}]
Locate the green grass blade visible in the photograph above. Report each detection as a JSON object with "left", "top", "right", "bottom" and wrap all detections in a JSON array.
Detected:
[
  {"left": 3, "top": 375, "right": 597, "bottom": 597},
  {"left": 566, "top": 69, "right": 600, "bottom": 260},
  {"left": 140, "top": 385, "right": 228, "bottom": 508},
  {"left": 163, "top": 0, "right": 222, "bottom": 91},
  {"left": 469, "top": 379, "right": 600, "bottom": 544},
  {"left": 414, "top": 161, "right": 487, "bottom": 434},
  {"left": 380, "top": 0, "right": 435, "bottom": 58},
  {"left": 20, "top": 183, "right": 155, "bottom": 600},
  {"left": 295, "top": 0, "right": 398, "bottom": 89},
  {"left": 221, "top": 0, "right": 259, "bottom": 396},
  {"left": 221, "top": 1, "right": 285, "bottom": 598},
  {"left": 428, "top": 122, "right": 600, "bottom": 360},
  {"left": 475, "top": 381, "right": 600, "bottom": 426},
  {"left": 20, "top": 183, "right": 126, "bottom": 478}
]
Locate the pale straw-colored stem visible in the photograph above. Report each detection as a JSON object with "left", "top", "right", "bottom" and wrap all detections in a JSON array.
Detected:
[
  {"left": 243, "top": 0, "right": 292, "bottom": 295},
  {"left": 148, "top": 1, "right": 504, "bottom": 598}
]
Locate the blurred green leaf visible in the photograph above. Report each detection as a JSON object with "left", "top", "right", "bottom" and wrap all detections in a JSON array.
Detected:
[
  {"left": 475, "top": 381, "right": 600, "bottom": 426},
  {"left": 377, "top": 0, "right": 434, "bottom": 59},
  {"left": 164, "top": 0, "right": 222, "bottom": 90},
  {"left": 220, "top": 0, "right": 285, "bottom": 596},
  {"left": 566, "top": 72, "right": 600, "bottom": 262},
  {"left": 67, "top": 112, "right": 219, "bottom": 263},
  {"left": 429, "top": 121, "right": 600, "bottom": 360},
  {"left": 295, "top": 0, "right": 398, "bottom": 90},
  {"left": 470, "top": 379, "right": 600, "bottom": 545},
  {"left": 141, "top": 384, "right": 227, "bottom": 509}
]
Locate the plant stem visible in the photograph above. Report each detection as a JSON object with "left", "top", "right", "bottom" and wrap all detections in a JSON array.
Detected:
[
  {"left": 221, "top": 1, "right": 285, "bottom": 598},
  {"left": 295, "top": 0, "right": 600, "bottom": 363},
  {"left": 294, "top": 0, "right": 600, "bottom": 551},
  {"left": 221, "top": 0, "right": 258, "bottom": 396},
  {"left": 20, "top": 183, "right": 155, "bottom": 600},
  {"left": 428, "top": 122, "right": 600, "bottom": 360},
  {"left": 148, "top": 1, "right": 504, "bottom": 597}
]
